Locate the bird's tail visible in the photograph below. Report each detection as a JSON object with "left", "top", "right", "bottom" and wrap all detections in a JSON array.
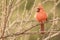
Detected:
[{"left": 40, "top": 22, "right": 44, "bottom": 34}]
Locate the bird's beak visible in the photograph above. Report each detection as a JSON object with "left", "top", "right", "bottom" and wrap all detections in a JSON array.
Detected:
[{"left": 37, "top": 8, "right": 40, "bottom": 12}]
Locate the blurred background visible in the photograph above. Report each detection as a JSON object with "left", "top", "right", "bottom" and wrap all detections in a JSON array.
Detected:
[{"left": 0, "top": 0, "right": 60, "bottom": 40}]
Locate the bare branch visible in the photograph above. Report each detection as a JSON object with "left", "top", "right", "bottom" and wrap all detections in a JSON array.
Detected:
[
  {"left": 0, "top": 18, "right": 60, "bottom": 39},
  {"left": 43, "top": 32, "right": 60, "bottom": 40}
]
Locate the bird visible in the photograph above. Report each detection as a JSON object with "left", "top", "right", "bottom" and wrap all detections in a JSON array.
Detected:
[{"left": 35, "top": 4, "right": 47, "bottom": 34}]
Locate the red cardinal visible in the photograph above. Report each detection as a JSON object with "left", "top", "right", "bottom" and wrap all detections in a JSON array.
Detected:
[{"left": 35, "top": 4, "right": 47, "bottom": 34}]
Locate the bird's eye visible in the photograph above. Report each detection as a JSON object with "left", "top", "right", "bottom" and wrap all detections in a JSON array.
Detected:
[{"left": 37, "top": 8, "right": 40, "bottom": 12}]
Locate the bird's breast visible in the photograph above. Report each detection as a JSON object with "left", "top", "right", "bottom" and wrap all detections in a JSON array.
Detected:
[{"left": 36, "top": 12, "right": 47, "bottom": 22}]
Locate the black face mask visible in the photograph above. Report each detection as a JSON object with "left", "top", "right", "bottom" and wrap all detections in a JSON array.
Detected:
[{"left": 37, "top": 8, "right": 40, "bottom": 12}]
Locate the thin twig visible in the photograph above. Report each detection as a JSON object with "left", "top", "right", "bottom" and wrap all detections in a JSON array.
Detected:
[
  {"left": 1, "top": 0, "right": 14, "bottom": 40},
  {"left": 5, "top": 18, "right": 60, "bottom": 32},
  {"left": 0, "top": 23, "right": 39, "bottom": 39},
  {"left": 0, "top": 18, "right": 60, "bottom": 39},
  {"left": 43, "top": 32, "right": 60, "bottom": 40},
  {"left": 1, "top": 0, "right": 7, "bottom": 40}
]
